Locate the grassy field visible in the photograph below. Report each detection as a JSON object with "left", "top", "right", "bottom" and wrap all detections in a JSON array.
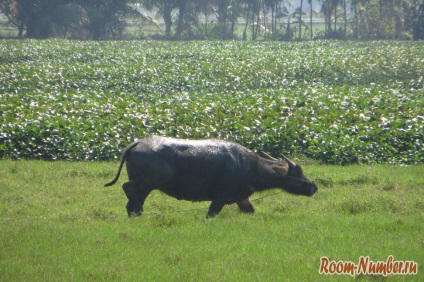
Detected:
[
  {"left": 1, "top": 39, "right": 423, "bottom": 280},
  {"left": 0, "top": 160, "right": 423, "bottom": 281}
]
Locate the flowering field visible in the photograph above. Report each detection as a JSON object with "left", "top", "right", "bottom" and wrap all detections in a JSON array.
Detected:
[{"left": 1, "top": 39, "right": 423, "bottom": 164}]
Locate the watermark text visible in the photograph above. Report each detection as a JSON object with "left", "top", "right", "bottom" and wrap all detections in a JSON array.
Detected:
[{"left": 319, "top": 256, "right": 417, "bottom": 276}]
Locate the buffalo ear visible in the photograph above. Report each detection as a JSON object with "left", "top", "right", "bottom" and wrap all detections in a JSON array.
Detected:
[{"left": 273, "top": 165, "right": 288, "bottom": 176}]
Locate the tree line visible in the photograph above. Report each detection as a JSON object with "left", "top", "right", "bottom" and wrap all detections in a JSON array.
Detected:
[{"left": 1, "top": 0, "right": 423, "bottom": 40}]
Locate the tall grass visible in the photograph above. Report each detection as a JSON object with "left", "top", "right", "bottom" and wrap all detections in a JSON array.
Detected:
[{"left": 1, "top": 160, "right": 423, "bottom": 281}]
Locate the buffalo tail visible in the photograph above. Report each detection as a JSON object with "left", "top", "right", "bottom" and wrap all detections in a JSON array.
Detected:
[{"left": 104, "top": 140, "right": 139, "bottom": 187}]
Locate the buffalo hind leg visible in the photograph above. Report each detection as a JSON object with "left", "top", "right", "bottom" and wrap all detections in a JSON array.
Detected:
[
  {"left": 123, "top": 181, "right": 142, "bottom": 216},
  {"left": 237, "top": 198, "right": 255, "bottom": 214},
  {"left": 136, "top": 189, "right": 151, "bottom": 214}
]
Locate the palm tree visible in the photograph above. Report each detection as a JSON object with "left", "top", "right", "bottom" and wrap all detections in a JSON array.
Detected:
[
  {"left": 142, "top": 0, "right": 176, "bottom": 38},
  {"left": 342, "top": 0, "right": 347, "bottom": 36},
  {"left": 242, "top": 0, "right": 261, "bottom": 40},
  {"left": 332, "top": 0, "right": 340, "bottom": 32},
  {"left": 215, "top": 0, "right": 231, "bottom": 39},
  {"left": 0, "top": 0, "right": 27, "bottom": 38},
  {"left": 0, "top": 0, "right": 92, "bottom": 39},
  {"left": 307, "top": 0, "right": 313, "bottom": 38},
  {"left": 321, "top": 0, "right": 340, "bottom": 36},
  {"left": 197, "top": 0, "right": 213, "bottom": 38},
  {"left": 228, "top": 0, "right": 244, "bottom": 39},
  {"left": 175, "top": 0, "right": 187, "bottom": 38},
  {"left": 298, "top": 0, "right": 304, "bottom": 39},
  {"left": 264, "top": 0, "right": 276, "bottom": 35}
]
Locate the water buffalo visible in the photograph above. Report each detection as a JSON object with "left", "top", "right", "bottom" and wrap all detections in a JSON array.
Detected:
[{"left": 105, "top": 135, "right": 317, "bottom": 218}]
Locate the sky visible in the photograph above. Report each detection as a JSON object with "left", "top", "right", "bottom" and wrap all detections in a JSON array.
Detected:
[{"left": 290, "top": 0, "right": 322, "bottom": 10}]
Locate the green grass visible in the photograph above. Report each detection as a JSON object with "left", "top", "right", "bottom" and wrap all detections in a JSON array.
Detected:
[{"left": 1, "top": 160, "right": 423, "bottom": 281}]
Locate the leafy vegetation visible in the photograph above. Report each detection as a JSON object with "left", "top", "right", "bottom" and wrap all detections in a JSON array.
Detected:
[
  {"left": 1, "top": 39, "right": 423, "bottom": 164},
  {"left": 0, "top": 161, "right": 423, "bottom": 280}
]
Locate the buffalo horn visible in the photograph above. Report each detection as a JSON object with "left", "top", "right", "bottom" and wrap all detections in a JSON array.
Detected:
[
  {"left": 281, "top": 154, "right": 296, "bottom": 167},
  {"left": 259, "top": 151, "right": 278, "bottom": 161}
]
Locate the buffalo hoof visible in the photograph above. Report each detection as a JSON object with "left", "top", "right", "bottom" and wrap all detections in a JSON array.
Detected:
[
  {"left": 127, "top": 211, "right": 142, "bottom": 217},
  {"left": 126, "top": 201, "right": 142, "bottom": 217}
]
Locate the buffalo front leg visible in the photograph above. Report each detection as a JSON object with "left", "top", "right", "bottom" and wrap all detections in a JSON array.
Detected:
[
  {"left": 237, "top": 198, "right": 255, "bottom": 214},
  {"left": 122, "top": 181, "right": 142, "bottom": 216},
  {"left": 207, "top": 199, "right": 226, "bottom": 218}
]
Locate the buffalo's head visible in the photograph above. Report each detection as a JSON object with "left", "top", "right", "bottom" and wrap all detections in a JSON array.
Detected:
[{"left": 262, "top": 152, "right": 318, "bottom": 196}]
